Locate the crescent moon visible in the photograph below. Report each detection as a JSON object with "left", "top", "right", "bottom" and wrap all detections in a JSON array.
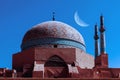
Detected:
[{"left": 74, "top": 11, "right": 89, "bottom": 27}]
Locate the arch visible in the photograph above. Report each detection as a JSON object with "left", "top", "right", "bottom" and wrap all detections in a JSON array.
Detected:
[
  {"left": 44, "top": 55, "right": 69, "bottom": 78},
  {"left": 45, "top": 55, "right": 67, "bottom": 67}
]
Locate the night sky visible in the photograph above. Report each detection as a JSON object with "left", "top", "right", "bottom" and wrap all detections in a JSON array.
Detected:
[{"left": 0, "top": 0, "right": 120, "bottom": 69}]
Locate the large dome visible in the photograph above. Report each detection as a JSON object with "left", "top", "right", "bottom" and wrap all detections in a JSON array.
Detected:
[{"left": 21, "top": 21, "right": 86, "bottom": 51}]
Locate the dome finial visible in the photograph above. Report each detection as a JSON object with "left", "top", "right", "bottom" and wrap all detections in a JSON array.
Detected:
[{"left": 52, "top": 12, "right": 55, "bottom": 21}]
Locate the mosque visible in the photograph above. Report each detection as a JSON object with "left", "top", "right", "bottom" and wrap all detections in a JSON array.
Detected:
[{"left": 0, "top": 14, "right": 120, "bottom": 79}]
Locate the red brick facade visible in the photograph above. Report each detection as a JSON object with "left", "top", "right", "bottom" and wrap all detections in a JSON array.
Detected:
[{"left": 10, "top": 47, "right": 120, "bottom": 78}]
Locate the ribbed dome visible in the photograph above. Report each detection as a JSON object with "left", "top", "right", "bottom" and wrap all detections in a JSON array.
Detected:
[{"left": 21, "top": 21, "right": 86, "bottom": 51}]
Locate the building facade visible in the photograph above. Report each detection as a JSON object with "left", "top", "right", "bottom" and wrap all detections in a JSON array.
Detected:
[{"left": 0, "top": 16, "right": 120, "bottom": 79}]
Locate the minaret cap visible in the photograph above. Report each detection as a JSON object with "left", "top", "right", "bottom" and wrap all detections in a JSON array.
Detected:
[
  {"left": 100, "top": 15, "right": 105, "bottom": 32},
  {"left": 100, "top": 15, "right": 104, "bottom": 26}
]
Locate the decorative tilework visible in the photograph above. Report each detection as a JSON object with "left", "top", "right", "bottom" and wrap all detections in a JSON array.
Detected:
[
  {"left": 22, "top": 21, "right": 85, "bottom": 46},
  {"left": 21, "top": 38, "right": 86, "bottom": 51},
  {"left": 21, "top": 21, "right": 86, "bottom": 51}
]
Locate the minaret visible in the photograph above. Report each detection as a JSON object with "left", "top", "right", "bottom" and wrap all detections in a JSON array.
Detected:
[
  {"left": 94, "top": 24, "right": 99, "bottom": 58},
  {"left": 99, "top": 15, "right": 106, "bottom": 54},
  {"left": 95, "top": 15, "right": 108, "bottom": 68}
]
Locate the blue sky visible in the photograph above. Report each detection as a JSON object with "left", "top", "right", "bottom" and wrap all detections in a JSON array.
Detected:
[{"left": 0, "top": 0, "right": 120, "bottom": 69}]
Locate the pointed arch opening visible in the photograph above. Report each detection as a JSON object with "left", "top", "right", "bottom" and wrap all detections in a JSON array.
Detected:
[
  {"left": 45, "top": 55, "right": 67, "bottom": 67},
  {"left": 44, "top": 55, "right": 69, "bottom": 78}
]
